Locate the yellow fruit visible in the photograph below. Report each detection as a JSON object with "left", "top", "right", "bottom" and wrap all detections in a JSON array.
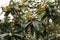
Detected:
[
  {"left": 5, "top": 5, "right": 11, "bottom": 11},
  {"left": 41, "top": 5, "right": 44, "bottom": 8},
  {"left": 41, "top": 4, "right": 47, "bottom": 9}
]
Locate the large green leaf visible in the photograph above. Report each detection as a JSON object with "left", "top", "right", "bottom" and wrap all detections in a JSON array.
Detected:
[
  {"left": 1, "top": 34, "right": 24, "bottom": 40},
  {"left": 1, "top": 33, "right": 8, "bottom": 40},
  {"left": 24, "top": 21, "right": 31, "bottom": 32},
  {"left": 31, "top": 25, "right": 34, "bottom": 36},
  {"left": 24, "top": 22, "right": 31, "bottom": 28},
  {"left": 40, "top": 13, "right": 45, "bottom": 20},
  {"left": 33, "top": 21, "right": 40, "bottom": 31},
  {"left": 14, "top": 34, "right": 24, "bottom": 38}
]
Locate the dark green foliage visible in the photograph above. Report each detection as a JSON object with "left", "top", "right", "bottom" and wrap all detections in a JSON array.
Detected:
[
  {"left": 5, "top": 10, "right": 11, "bottom": 16},
  {"left": 1, "top": 0, "right": 60, "bottom": 40}
]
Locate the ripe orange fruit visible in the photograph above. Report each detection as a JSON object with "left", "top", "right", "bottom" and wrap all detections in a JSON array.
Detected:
[
  {"left": 41, "top": 4, "right": 47, "bottom": 9},
  {"left": 29, "top": 14, "right": 33, "bottom": 19}
]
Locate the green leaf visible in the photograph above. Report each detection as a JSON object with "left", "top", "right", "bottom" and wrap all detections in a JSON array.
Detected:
[
  {"left": 25, "top": 11, "right": 30, "bottom": 19},
  {"left": 41, "top": 14, "right": 47, "bottom": 21},
  {"left": 24, "top": 22, "right": 31, "bottom": 32},
  {"left": 31, "top": 25, "right": 34, "bottom": 36},
  {"left": 24, "top": 22, "right": 31, "bottom": 28},
  {"left": 22, "top": 0, "right": 27, "bottom": 2},
  {"left": 33, "top": 21, "right": 40, "bottom": 31},
  {"left": 1, "top": 33, "right": 8, "bottom": 40},
  {"left": 40, "top": 13, "right": 45, "bottom": 19},
  {"left": 14, "top": 34, "right": 24, "bottom": 38}
]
